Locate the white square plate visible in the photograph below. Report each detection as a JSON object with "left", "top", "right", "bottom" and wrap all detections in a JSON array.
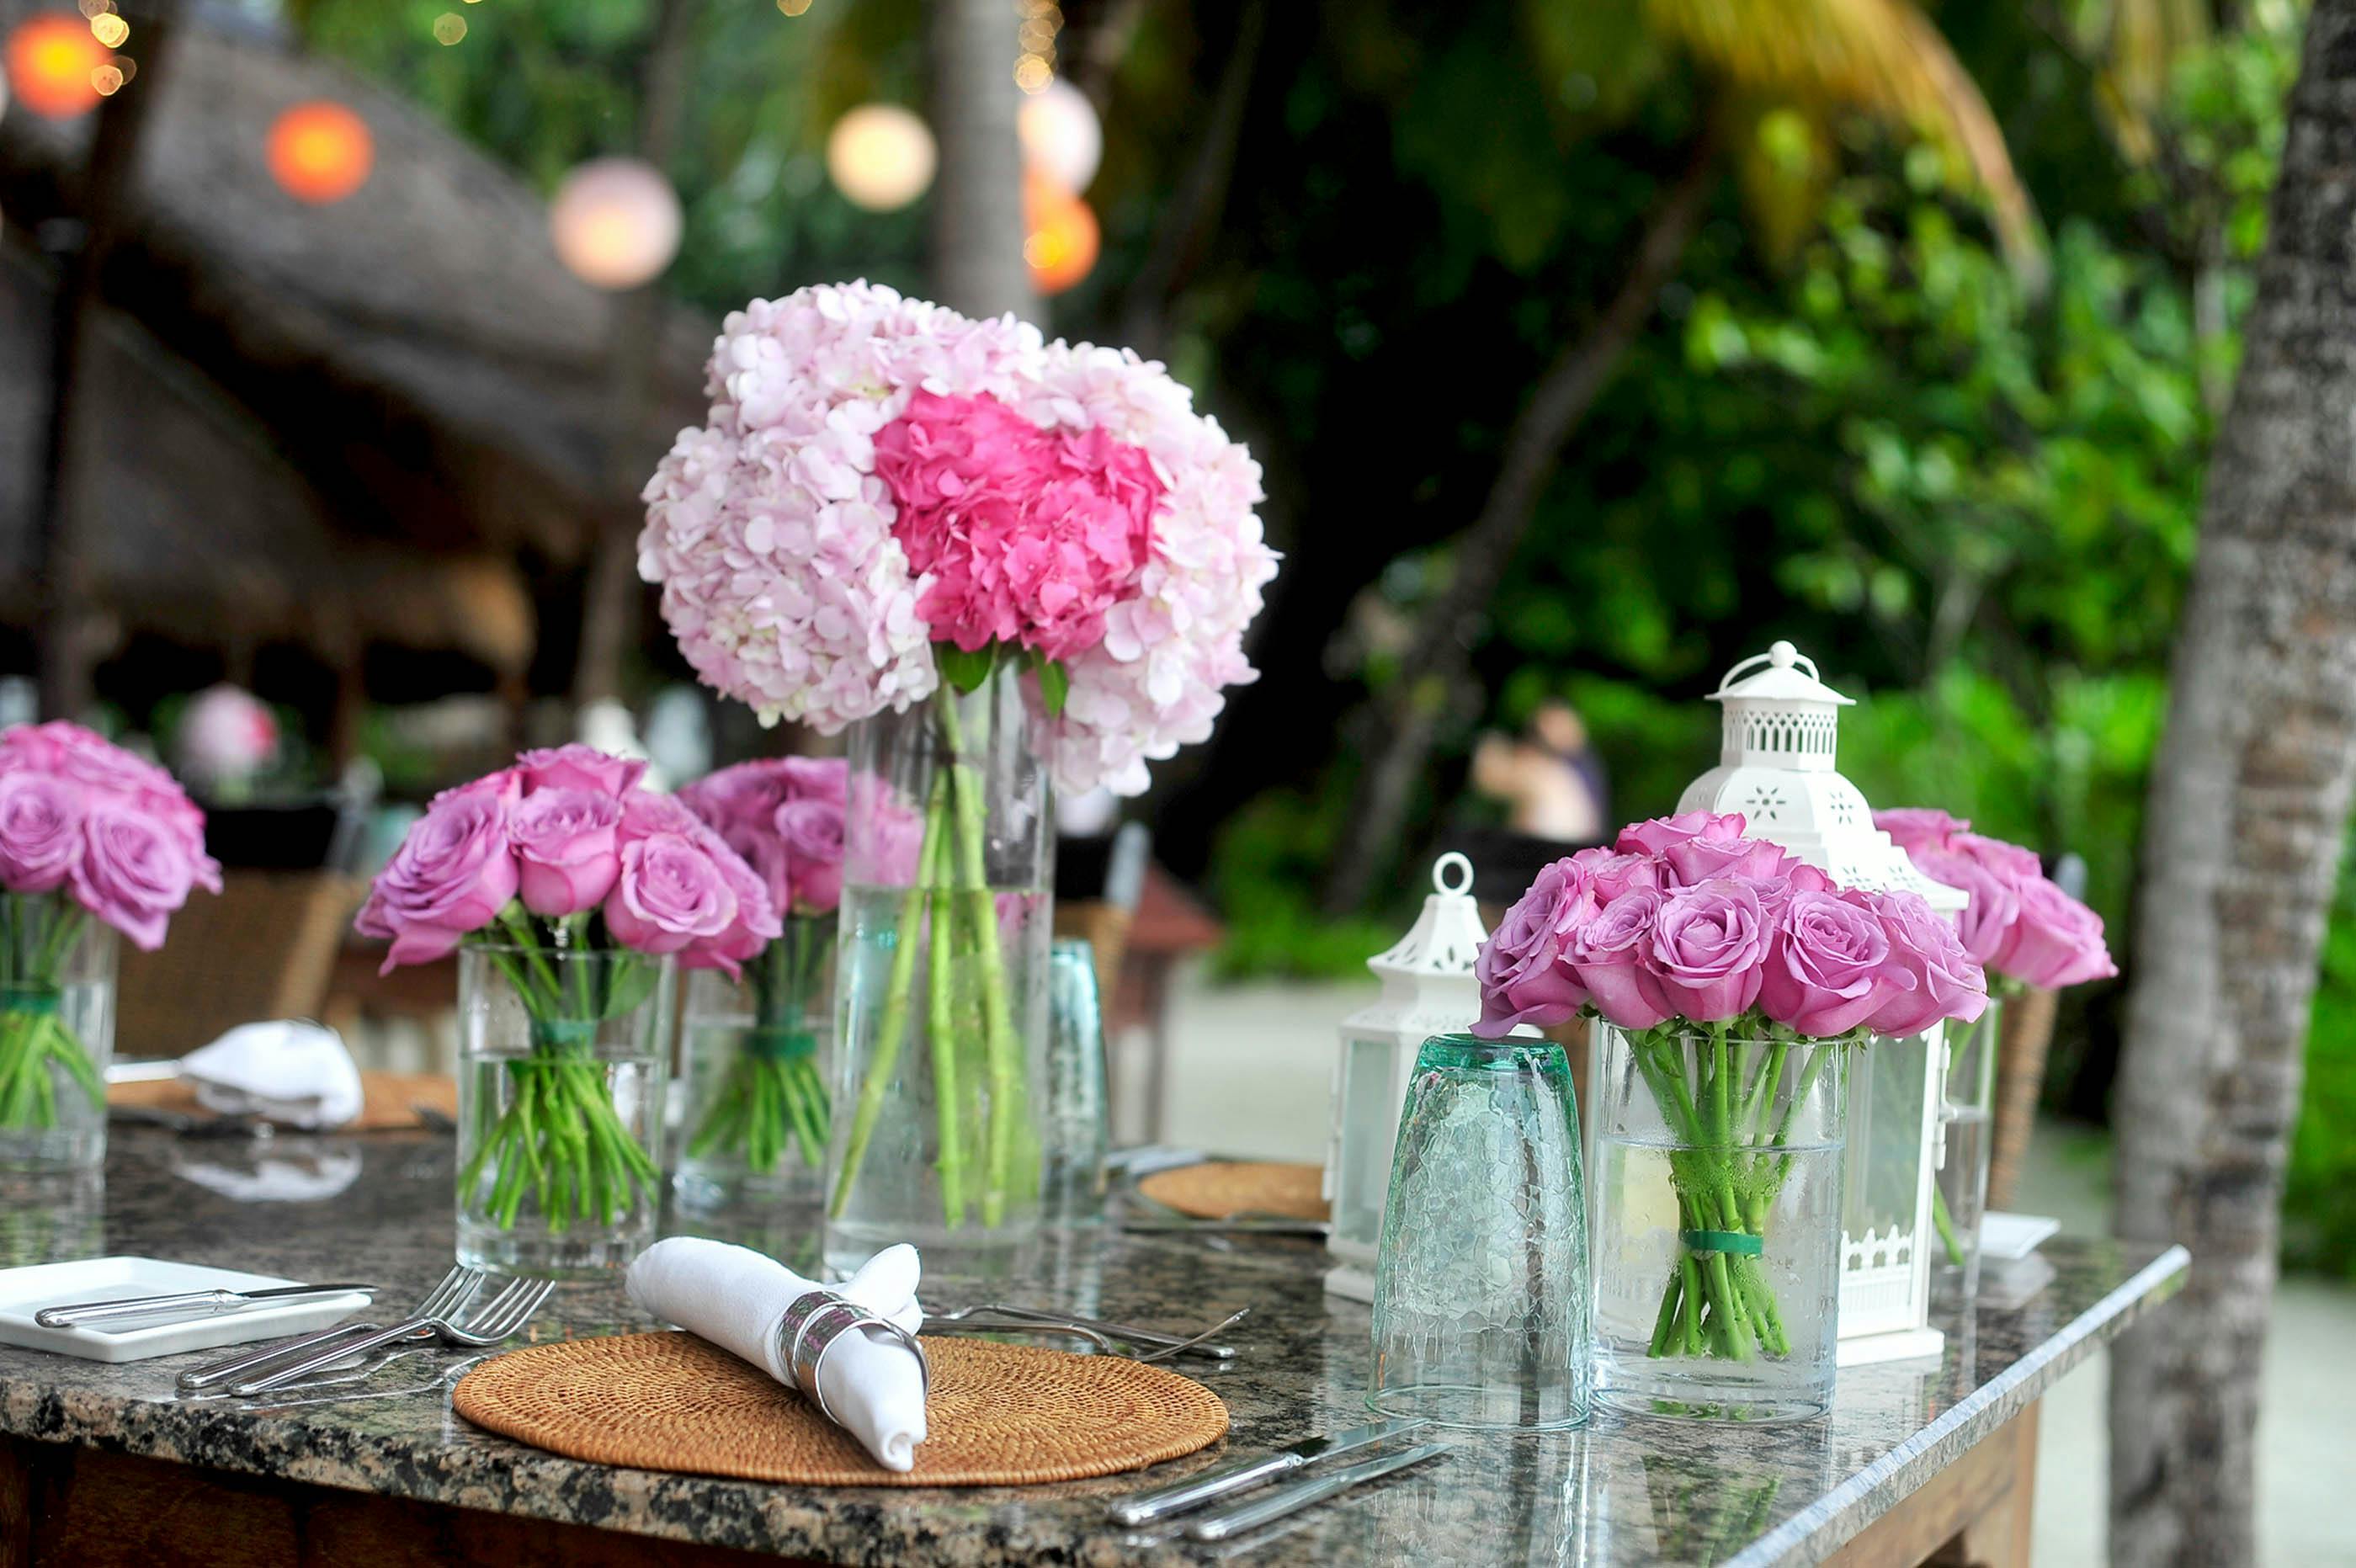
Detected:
[
  {"left": 1980, "top": 1211, "right": 2062, "bottom": 1262},
  {"left": 0, "top": 1257, "right": 370, "bottom": 1363}
]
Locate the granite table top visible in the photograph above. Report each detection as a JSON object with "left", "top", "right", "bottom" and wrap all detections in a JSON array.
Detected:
[{"left": 0, "top": 1129, "right": 2185, "bottom": 1565}]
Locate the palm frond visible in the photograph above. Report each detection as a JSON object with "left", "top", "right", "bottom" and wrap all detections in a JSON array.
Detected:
[
  {"left": 1647, "top": 0, "right": 2047, "bottom": 285},
  {"left": 2097, "top": 0, "right": 2211, "bottom": 162}
]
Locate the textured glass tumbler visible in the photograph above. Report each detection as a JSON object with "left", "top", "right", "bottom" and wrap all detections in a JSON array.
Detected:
[
  {"left": 1367, "top": 1034, "right": 1590, "bottom": 1431},
  {"left": 1042, "top": 939, "right": 1110, "bottom": 1225}
]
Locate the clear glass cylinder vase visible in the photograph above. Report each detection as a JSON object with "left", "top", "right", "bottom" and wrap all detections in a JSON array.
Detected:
[
  {"left": 673, "top": 917, "right": 836, "bottom": 1215},
  {"left": 1588, "top": 1020, "right": 1848, "bottom": 1422},
  {"left": 1368, "top": 1034, "right": 1590, "bottom": 1431},
  {"left": 0, "top": 901, "right": 116, "bottom": 1173},
  {"left": 826, "top": 668, "right": 1054, "bottom": 1272},
  {"left": 456, "top": 943, "right": 673, "bottom": 1277},
  {"left": 1933, "top": 996, "right": 2001, "bottom": 1294}
]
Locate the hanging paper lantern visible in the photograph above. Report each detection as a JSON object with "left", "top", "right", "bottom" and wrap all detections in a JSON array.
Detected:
[
  {"left": 1017, "top": 77, "right": 1101, "bottom": 195},
  {"left": 6, "top": 13, "right": 109, "bottom": 120},
  {"left": 825, "top": 104, "right": 936, "bottom": 212},
  {"left": 1024, "top": 172, "right": 1098, "bottom": 295},
  {"left": 266, "top": 101, "right": 375, "bottom": 205},
  {"left": 549, "top": 157, "right": 683, "bottom": 291}
]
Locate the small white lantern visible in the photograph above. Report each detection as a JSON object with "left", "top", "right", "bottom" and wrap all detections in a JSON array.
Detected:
[
  {"left": 1323, "top": 852, "right": 1492, "bottom": 1302},
  {"left": 1674, "top": 640, "right": 1964, "bottom": 1366}
]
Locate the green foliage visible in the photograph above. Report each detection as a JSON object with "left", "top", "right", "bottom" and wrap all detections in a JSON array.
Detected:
[
  {"left": 1207, "top": 789, "right": 1400, "bottom": 980},
  {"left": 2290, "top": 847, "right": 2356, "bottom": 1279}
]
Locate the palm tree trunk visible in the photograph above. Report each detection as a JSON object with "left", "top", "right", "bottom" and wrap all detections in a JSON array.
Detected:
[
  {"left": 2109, "top": 3, "right": 2356, "bottom": 1560},
  {"left": 929, "top": 0, "right": 1037, "bottom": 321},
  {"left": 1321, "top": 137, "right": 1718, "bottom": 913}
]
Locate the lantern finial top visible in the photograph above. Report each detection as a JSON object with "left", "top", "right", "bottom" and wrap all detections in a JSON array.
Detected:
[
  {"left": 1710, "top": 641, "right": 1853, "bottom": 708},
  {"left": 1433, "top": 852, "right": 1473, "bottom": 897}
]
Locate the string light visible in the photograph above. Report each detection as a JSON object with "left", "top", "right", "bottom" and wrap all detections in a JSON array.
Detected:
[
  {"left": 1024, "top": 171, "right": 1098, "bottom": 294},
  {"left": 1014, "top": 0, "right": 1060, "bottom": 93},
  {"left": 88, "top": 12, "right": 125, "bottom": 47},
  {"left": 826, "top": 104, "right": 937, "bottom": 212},
  {"left": 549, "top": 157, "right": 683, "bottom": 290},
  {"left": 431, "top": 12, "right": 466, "bottom": 45},
  {"left": 1018, "top": 77, "right": 1100, "bottom": 194},
  {"left": 267, "top": 100, "right": 375, "bottom": 205},
  {"left": 6, "top": 14, "right": 109, "bottom": 119},
  {"left": 777, "top": 0, "right": 812, "bottom": 13}
]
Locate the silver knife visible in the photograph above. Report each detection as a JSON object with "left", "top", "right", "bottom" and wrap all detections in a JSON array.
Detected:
[
  {"left": 1105, "top": 1417, "right": 1428, "bottom": 1525},
  {"left": 1189, "top": 1442, "right": 1451, "bottom": 1542},
  {"left": 36, "top": 1284, "right": 375, "bottom": 1328}
]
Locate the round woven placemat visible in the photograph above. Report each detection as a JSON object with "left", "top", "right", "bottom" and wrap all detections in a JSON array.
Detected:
[
  {"left": 452, "top": 1332, "right": 1227, "bottom": 1486},
  {"left": 1137, "top": 1160, "right": 1330, "bottom": 1221}
]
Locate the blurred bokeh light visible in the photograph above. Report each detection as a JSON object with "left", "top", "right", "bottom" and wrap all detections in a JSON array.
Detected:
[
  {"left": 549, "top": 157, "right": 683, "bottom": 291},
  {"left": 1018, "top": 77, "right": 1100, "bottom": 195},
  {"left": 1024, "top": 171, "right": 1098, "bottom": 294},
  {"left": 6, "top": 13, "right": 109, "bottom": 120},
  {"left": 267, "top": 101, "right": 375, "bottom": 205},
  {"left": 826, "top": 103, "right": 936, "bottom": 212}
]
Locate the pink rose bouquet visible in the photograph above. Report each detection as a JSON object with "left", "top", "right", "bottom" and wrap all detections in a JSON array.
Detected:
[
  {"left": 676, "top": 757, "right": 850, "bottom": 1176},
  {"left": 1871, "top": 810, "right": 2118, "bottom": 991},
  {"left": 0, "top": 723, "right": 221, "bottom": 1137},
  {"left": 359, "top": 745, "right": 779, "bottom": 1241},
  {"left": 640, "top": 281, "right": 1279, "bottom": 1232},
  {"left": 1475, "top": 812, "right": 1988, "bottom": 1371}
]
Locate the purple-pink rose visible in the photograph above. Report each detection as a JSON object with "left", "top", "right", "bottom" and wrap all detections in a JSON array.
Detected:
[
  {"left": 516, "top": 744, "right": 648, "bottom": 799},
  {"left": 69, "top": 798, "right": 201, "bottom": 953},
  {"left": 1568, "top": 887, "right": 1673, "bottom": 1031},
  {"left": 1758, "top": 890, "right": 1901, "bottom": 1037},
  {"left": 1614, "top": 811, "right": 1747, "bottom": 858},
  {"left": 508, "top": 789, "right": 622, "bottom": 917},
  {"left": 1912, "top": 846, "right": 2019, "bottom": 966},
  {"left": 1645, "top": 878, "right": 1774, "bottom": 1023},
  {"left": 0, "top": 773, "right": 83, "bottom": 895},
  {"left": 1568, "top": 845, "right": 1662, "bottom": 902},
  {"left": 1951, "top": 832, "right": 2044, "bottom": 883},
  {"left": 1875, "top": 808, "right": 1968, "bottom": 855},
  {"left": 432, "top": 768, "right": 522, "bottom": 811},
  {"left": 619, "top": 790, "right": 704, "bottom": 843},
  {"left": 1471, "top": 858, "right": 1595, "bottom": 1037},
  {"left": 680, "top": 833, "right": 783, "bottom": 977},
  {"left": 1662, "top": 829, "right": 1793, "bottom": 887},
  {"left": 1993, "top": 875, "right": 2118, "bottom": 989},
  {"left": 360, "top": 795, "right": 519, "bottom": 971},
  {"left": 603, "top": 833, "right": 737, "bottom": 955},
  {"left": 1861, "top": 889, "right": 1988, "bottom": 1036},
  {"left": 775, "top": 797, "right": 847, "bottom": 915}
]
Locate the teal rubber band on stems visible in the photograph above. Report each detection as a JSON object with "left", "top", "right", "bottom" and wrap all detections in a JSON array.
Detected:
[
  {"left": 0, "top": 988, "right": 61, "bottom": 1018},
  {"left": 746, "top": 1025, "right": 818, "bottom": 1062},
  {"left": 1681, "top": 1229, "right": 1765, "bottom": 1257}
]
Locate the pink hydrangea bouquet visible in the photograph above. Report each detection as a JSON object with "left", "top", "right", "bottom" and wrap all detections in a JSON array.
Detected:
[
  {"left": 640, "top": 281, "right": 1277, "bottom": 1230},
  {"left": 1475, "top": 811, "right": 1988, "bottom": 1369},
  {"left": 359, "top": 746, "right": 779, "bottom": 1239},
  {"left": 0, "top": 722, "right": 221, "bottom": 1137},
  {"left": 676, "top": 757, "right": 848, "bottom": 1176}
]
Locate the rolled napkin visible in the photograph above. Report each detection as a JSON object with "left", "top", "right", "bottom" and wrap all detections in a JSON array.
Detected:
[
  {"left": 180, "top": 1020, "right": 365, "bottom": 1129},
  {"left": 625, "top": 1238, "right": 929, "bottom": 1470}
]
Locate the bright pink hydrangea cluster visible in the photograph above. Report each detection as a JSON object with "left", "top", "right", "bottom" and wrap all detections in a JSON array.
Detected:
[
  {"left": 1473, "top": 811, "right": 1990, "bottom": 1042},
  {"left": 637, "top": 280, "right": 1279, "bottom": 795},
  {"left": 678, "top": 757, "right": 848, "bottom": 919},
  {"left": 1875, "top": 810, "right": 2119, "bottom": 990},
  {"left": 356, "top": 746, "right": 779, "bottom": 976},
  {"left": 0, "top": 722, "right": 221, "bottom": 951}
]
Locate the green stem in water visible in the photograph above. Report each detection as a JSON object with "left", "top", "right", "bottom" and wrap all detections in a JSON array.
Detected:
[
  {"left": 926, "top": 881, "right": 965, "bottom": 1227},
  {"left": 935, "top": 690, "right": 1027, "bottom": 1229}
]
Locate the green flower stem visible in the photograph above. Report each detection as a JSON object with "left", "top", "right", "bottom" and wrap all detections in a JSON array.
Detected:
[
  {"left": 926, "top": 880, "right": 965, "bottom": 1226},
  {"left": 933, "top": 690, "right": 1026, "bottom": 1228},
  {"left": 0, "top": 892, "right": 102, "bottom": 1135},
  {"left": 828, "top": 773, "right": 949, "bottom": 1220}
]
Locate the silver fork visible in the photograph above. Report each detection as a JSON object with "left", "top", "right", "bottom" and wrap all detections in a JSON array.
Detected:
[
  {"left": 178, "top": 1266, "right": 481, "bottom": 1394},
  {"left": 233, "top": 1274, "right": 553, "bottom": 1396},
  {"left": 930, "top": 1304, "right": 1246, "bottom": 1361}
]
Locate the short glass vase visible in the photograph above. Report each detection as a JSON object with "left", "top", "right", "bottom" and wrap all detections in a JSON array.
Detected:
[
  {"left": 0, "top": 901, "right": 116, "bottom": 1175},
  {"left": 673, "top": 920, "right": 836, "bottom": 1216},
  {"left": 455, "top": 943, "right": 673, "bottom": 1277},
  {"left": 1367, "top": 1034, "right": 1590, "bottom": 1432},
  {"left": 1932, "top": 994, "right": 2002, "bottom": 1295},
  {"left": 1588, "top": 1019, "right": 1848, "bottom": 1422}
]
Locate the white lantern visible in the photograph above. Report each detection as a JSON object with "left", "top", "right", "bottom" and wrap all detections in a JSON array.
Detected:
[
  {"left": 1673, "top": 640, "right": 1964, "bottom": 1366},
  {"left": 1322, "top": 853, "right": 1492, "bottom": 1302}
]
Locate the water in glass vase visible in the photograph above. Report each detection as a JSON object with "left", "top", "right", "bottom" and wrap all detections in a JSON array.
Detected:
[{"left": 825, "top": 880, "right": 1050, "bottom": 1273}]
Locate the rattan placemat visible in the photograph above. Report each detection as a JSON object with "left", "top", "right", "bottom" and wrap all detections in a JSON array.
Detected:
[
  {"left": 452, "top": 1332, "right": 1227, "bottom": 1486},
  {"left": 1137, "top": 1160, "right": 1330, "bottom": 1221}
]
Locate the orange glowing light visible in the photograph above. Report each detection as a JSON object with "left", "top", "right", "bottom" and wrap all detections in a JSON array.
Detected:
[
  {"left": 1023, "top": 173, "right": 1098, "bottom": 295},
  {"left": 267, "top": 100, "right": 375, "bottom": 205},
  {"left": 7, "top": 14, "right": 110, "bottom": 120}
]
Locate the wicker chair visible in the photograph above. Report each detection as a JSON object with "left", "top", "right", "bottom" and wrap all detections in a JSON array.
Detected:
[{"left": 115, "top": 872, "right": 367, "bottom": 1058}]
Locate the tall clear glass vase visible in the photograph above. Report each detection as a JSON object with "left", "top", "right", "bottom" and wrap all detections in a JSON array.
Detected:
[
  {"left": 826, "top": 667, "right": 1054, "bottom": 1272},
  {"left": 1588, "top": 1020, "right": 1848, "bottom": 1422},
  {"left": 674, "top": 917, "right": 836, "bottom": 1216},
  {"left": 1933, "top": 996, "right": 2002, "bottom": 1295},
  {"left": 0, "top": 900, "right": 116, "bottom": 1174}
]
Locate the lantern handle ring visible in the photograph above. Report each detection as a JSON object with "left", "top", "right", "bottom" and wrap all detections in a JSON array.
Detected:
[
  {"left": 1433, "top": 853, "right": 1474, "bottom": 897},
  {"left": 1715, "top": 639, "right": 1818, "bottom": 694}
]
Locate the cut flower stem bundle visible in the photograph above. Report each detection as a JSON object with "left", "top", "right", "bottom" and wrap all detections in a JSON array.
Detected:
[
  {"left": 0, "top": 897, "right": 101, "bottom": 1131},
  {"left": 686, "top": 922, "right": 832, "bottom": 1173}
]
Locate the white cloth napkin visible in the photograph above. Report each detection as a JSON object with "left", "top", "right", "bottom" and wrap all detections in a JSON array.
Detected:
[
  {"left": 180, "top": 1021, "right": 364, "bottom": 1129},
  {"left": 625, "top": 1238, "right": 928, "bottom": 1471}
]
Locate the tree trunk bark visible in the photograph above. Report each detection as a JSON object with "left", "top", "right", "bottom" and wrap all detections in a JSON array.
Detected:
[
  {"left": 2109, "top": 3, "right": 2356, "bottom": 1561},
  {"left": 1321, "top": 138, "right": 1718, "bottom": 913},
  {"left": 928, "top": 0, "right": 1037, "bottom": 322}
]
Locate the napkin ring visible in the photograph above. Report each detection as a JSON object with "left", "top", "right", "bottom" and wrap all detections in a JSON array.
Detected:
[{"left": 775, "top": 1291, "right": 930, "bottom": 1424}]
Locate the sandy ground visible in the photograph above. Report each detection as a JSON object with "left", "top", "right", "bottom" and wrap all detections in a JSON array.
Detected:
[{"left": 1135, "top": 970, "right": 2356, "bottom": 1567}]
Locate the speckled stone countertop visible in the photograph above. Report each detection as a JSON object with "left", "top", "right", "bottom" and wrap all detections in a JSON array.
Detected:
[{"left": 0, "top": 1129, "right": 2183, "bottom": 1565}]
